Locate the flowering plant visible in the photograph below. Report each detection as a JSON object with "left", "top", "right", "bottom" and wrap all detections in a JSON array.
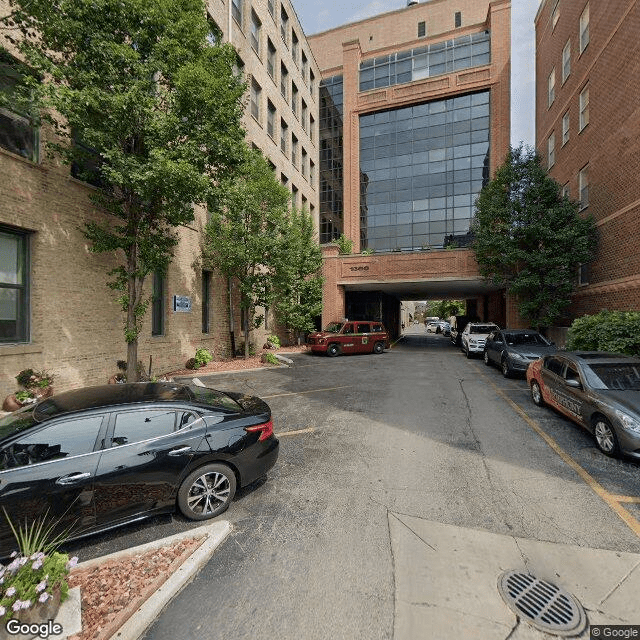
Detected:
[{"left": 0, "top": 551, "right": 77, "bottom": 620}]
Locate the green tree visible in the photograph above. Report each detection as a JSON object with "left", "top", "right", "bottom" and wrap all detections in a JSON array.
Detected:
[
  {"left": 428, "top": 300, "right": 465, "bottom": 319},
  {"left": 273, "top": 206, "right": 323, "bottom": 343},
  {"left": 2, "top": 0, "right": 247, "bottom": 381},
  {"left": 203, "top": 148, "right": 291, "bottom": 358},
  {"left": 471, "top": 145, "right": 597, "bottom": 329}
]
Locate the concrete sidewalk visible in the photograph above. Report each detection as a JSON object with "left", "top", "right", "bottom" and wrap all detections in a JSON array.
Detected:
[{"left": 391, "top": 515, "right": 639, "bottom": 639}]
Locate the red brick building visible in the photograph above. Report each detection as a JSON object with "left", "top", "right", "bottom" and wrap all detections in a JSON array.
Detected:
[
  {"left": 535, "top": 0, "right": 640, "bottom": 318},
  {"left": 308, "top": 0, "right": 512, "bottom": 332}
]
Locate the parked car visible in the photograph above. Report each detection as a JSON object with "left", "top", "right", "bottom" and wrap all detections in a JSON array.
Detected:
[
  {"left": 449, "top": 315, "right": 479, "bottom": 347},
  {"left": 460, "top": 322, "right": 500, "bottom": 358},
  {"left": 426, "top": 320, "right": 450, "bottom": 335},
  {"left": 484, "top": 329, "right": 557, "bottom": 378},
  {"left": 0, "top": 382, "right": 279, "bottom": 556},
  {"left": 526, "top": 352, "right": 640, "bottom": 458},
  {"left": 307, "top": 321, "right": 389, "bottom": 356}
]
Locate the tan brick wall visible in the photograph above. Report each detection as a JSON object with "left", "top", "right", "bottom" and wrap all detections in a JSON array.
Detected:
[{"left": 536, "top": 0, "right": 640, "bottom": 317}]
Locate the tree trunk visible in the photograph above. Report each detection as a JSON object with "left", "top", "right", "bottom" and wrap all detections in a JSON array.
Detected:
[
  {"left": 126, "top": 244, "right": 140, "bottom": 382},
  {"left": 243, "top": 304, "right": 250, "bottom": 359}
]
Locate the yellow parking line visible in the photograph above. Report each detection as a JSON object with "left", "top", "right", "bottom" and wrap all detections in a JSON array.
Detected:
[
  {"left": 478, "top": 369, "right": 640, "bottom": 540},
  {"left": 275, "top": 427, "right": 315, "bottom": 437},
  {"left": 610, "top": 495, "right": 640, "bottom": 504},
  {"left": 262, "top": 385, "right": 350, "bottom": 399}
]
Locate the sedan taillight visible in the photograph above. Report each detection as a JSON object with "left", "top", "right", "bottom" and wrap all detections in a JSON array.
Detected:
[{"left": 245, "top": 420, "right": 274, "bottom": 441}]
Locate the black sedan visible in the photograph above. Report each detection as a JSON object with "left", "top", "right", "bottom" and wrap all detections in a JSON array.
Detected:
[
  {"left": 527, "top": 352, "right": 640, "bottom": 458},
  {"left": 484, "top": 329, "right": 557, "bottom": 377},
  {"left": 0, "top": 382, "right": 279, "bottom": 556}
]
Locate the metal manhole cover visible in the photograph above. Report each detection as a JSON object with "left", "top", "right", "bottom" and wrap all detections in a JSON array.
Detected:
[{"left": 498, "top": 571, "right": 587, "bottom": 637}]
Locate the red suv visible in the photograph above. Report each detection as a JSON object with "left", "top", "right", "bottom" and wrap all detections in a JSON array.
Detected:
[{"left": 307, "top": 321, "right": 389, "bottom": 357}]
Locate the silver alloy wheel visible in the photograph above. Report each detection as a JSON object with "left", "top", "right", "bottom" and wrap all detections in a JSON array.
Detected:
[
  {"left": 531, "top": 381, "right": 543, "bottom": 406},
  {"left": 502, "top": 358, "right": 510, "bottom": 377},
  {"left": 594, "top": 420, "right": 616, "bottom": 454},
  {"left": 187, "top": 471, "right": 230, "bottom": 516}
]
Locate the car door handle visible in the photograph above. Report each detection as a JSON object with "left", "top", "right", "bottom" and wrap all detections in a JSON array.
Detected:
[
  {"left": 56, "top": 472, "right": 92, "bottom": 486},
  {"left": 168, "top": 446, "right": 192, "bottom": 456}
]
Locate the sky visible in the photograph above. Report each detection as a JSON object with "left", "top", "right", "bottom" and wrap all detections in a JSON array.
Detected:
[{"left": 292, "top": 0, "right": 541, "bottom": 147}]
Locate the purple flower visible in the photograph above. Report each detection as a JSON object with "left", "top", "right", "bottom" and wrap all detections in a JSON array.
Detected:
[
  {"left": 36, "top": 579, "right": 47, "bottom": 593},
  {"left": 6, "top": 559, "right": 20, "bottom": 572},
  {"left": 6, "top": 586, "right": 16, "bottom": 597},
  {"left": 66, "top": 557, "right": 78, "bottom": 570},
  {"left": 10, "top": 552, "right": 17, "bottom": 558},
  {"left": 31, "top": 559, "right": 42, "bottom": 570},
  {"left": 18, "top": 557, "right": 27, "bottom": 566},
  {"left": 12, "top": 601, "right": 22, "bottom": 612},
  {"left": 0, "top": 606, "right": 5, "bottom": 616},
  {"left": 20, "top": 600, "right": 31, "bottom": 610},
  {"left": 38, "top": 592, "right": 50, "bottom": 603}
]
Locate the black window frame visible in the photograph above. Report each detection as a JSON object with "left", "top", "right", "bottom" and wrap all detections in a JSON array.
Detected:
[
  {"left": 0, "top": 226, "right": 30, "bottom": 344},
  {"left": 152, "top": 271, "right": 165, "bottom": 336},
  {"left": 202, "top": 270, "right": 211, "bottom": 334}
]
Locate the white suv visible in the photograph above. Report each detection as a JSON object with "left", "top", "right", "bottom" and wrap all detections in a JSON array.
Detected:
[{"left": 461, "top": 323, "right": 500, "bottom": 358}]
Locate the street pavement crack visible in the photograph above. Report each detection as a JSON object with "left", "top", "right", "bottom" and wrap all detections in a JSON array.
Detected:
[
  {"left": 503, "top": 616, "right": 520, "bottom": 640},
  {"left": 598, "top": 559, "right": 640, "bottom": 606},
  {"left": 390, "top": 512, "right": 437, "bottom": 552},
  {"left": 513, "top": 538, "right": 531, "bottom": 571}
]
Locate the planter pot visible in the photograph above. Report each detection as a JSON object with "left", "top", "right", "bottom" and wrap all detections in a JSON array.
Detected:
[
  {"left": 0, "top": 588, "right": 62, "bottom": 640},
  {"left": 2, "top": 394, "right": 21, "bottom": 412}
]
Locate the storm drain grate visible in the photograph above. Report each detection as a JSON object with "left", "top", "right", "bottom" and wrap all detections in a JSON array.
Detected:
[{"left": 498, "top": 571, "right": 587, "bottom": 637}]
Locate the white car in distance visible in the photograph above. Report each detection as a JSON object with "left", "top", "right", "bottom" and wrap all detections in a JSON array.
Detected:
[{"left": 461, "top": 322, "right": 500, "bottom": 358}]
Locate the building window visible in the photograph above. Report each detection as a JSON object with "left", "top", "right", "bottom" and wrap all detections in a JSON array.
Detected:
[
  {"left": 548, "top": 68, "right": 555, "bottom": 107},
  {"left": 250, "top": 78, "right": 261, "bottom": 122},
  {"left": 280, "top": 62, "right": 288, "bottom": 100},
  {"left": 281, "top": 172, "right": 288, "bottom": 188},
  {"left": 291, "top": 81, "right": 298, "bottom": 117},
  {"left": 310, "top": 159, "right": 315, "bottom": 185},
  {"left": 579, "top": 165, "right": 589, "bottom": 210},
  {"left": 418, "top": 21, "right": 426, "bottom": 38},
  {"left": 231, "top": 0, "right": 242, "bottom": 27},
  {"left": 151, "top": 271, "right": 165, "bottom": 336},
  {"left": 280, "top": 6, "right": 289, "bottom": 46},
  {"left": 302, "top": 51, "right": 308, "bottom": 82},
  {"left": 250, "top": 10, "right": 261, "bottom": 55},
  {"left": 562, "top": 183, "right": 570, "bottom": 199},
  {"left": 206, "top": 16, "right": 222, "bottom": 45},
  {"left": 577, "top": 263, "right": 590, "bottom": 286},
  {"left": 267, "top": 100, "right": 276, "bottom": 139},
  {"left": 292, "top": 184, "right": 298, "bottom": 206},
  {"left": 267, "top": 39, "right": 276, "bottom": 80},
  {"left": 562, "top": 40, "right": 571, "bottom": 83},
  {"left": 0, "top": 228, "right": 29, "bottom": 343},
  {"left": 301, "top": 99, "right": 308, "bottom": 131},
  {"left": 547, "top": 133, "right": 555, "bottom": 168},
  {"left": 562, "top": 111, "right": 570, "bottom": 145},
  {"left": 0, "top": 59, "right": 39, "bottom": 162},
  {"left": 292, "top": 30, "right": 299, "bottom": 65},
  {"left": 71, "top": 130, "right": 104, "bottom": 188},
  {"left": 280, "top": 118, "right": 288, "bottom": 154},
  {"left": 309, "top": 114, "right": 315, "bottom": 142},
  {"left": 551, "top": 1, "right": 560, "bottom": 29},
  {"left": 309, "top": 69, "right": 315, "bottom": 96},
  {"left": 202, "top": 271, "right": 211, "bottom": 334},
  {"left": 268, "top": 0, "right": 275, "bottom": 19},
  {"left": 579, "top": 3, "right": 589, "bottom": 54},
  {"left": 579, "top": 86, "right": 589, "bottom": 131},
  {"left": 291, "top": 133, "right": 298, "bottom": 168},
  {"left": 302, "top": 147, "right": 308, "bottom": 178},
  {"left": 454, "top": 12, "right": 462, "bottom": 28}
]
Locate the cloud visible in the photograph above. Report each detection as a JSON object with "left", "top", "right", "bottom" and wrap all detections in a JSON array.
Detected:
[{"left": 348, "top": 0, "right": 405, "bottom": 23}]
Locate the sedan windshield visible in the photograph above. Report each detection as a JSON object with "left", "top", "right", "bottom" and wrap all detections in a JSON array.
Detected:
[
  {"left": 505, "top": 333, "right": 550, "bottom": 346},
  {"left": 586, "top": 363, "right": 640, "bottom": 390},
  {"left": 324, "top": 322, "right": 343, "bottom": 333}
]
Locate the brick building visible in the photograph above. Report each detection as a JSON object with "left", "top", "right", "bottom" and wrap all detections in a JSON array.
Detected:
[
  {"left": 535, "top": 0, "right": 640, "bottom": 319},
  {"left": 0, "top": 0, "right": 319, "bottom": 398},
  {"left": 307, "top": 0, "right": 511, "bottom": 332}
]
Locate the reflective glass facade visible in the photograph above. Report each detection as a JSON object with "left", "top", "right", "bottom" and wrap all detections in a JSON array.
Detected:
[
  {"left": 359, "top": 90, "right": 490, "bottom": 252},
  {"left": 319, "top": 75, "right": 344, "bottom": 244},
  {"left": 359, "top": 32, "right": 490, "bottom": 92}
]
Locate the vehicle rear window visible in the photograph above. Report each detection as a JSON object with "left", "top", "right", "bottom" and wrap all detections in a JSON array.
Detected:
[
  {"left": 586, "top": 363, "right": 640, "bottom": 390},
  {"left": 188, "top": 386, "right": 242, "bottom": 412}
]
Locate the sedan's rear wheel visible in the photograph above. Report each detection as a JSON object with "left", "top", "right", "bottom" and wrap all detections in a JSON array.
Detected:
[
  {"left": 594, "top": 418, "right": 620, "bottom": 457},
  {"left": 178, "top": 463, "right": 237, "bottom": 520},
  {"left": 483, "top": 351, "right": 491, "bottom": 367},
  {"left": 502, "top": 357, "right": 512, "bottom": 378},
  {"left": 530, "top": 381, "right": 544, "bottom": 406}
]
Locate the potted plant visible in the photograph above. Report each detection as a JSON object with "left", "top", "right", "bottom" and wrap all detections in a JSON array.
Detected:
[{"left": 2, "top": 370, "right": 55, "bottom": 412}]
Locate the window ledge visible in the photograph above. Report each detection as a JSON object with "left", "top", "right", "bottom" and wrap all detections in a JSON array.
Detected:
[
  {"left": 0, "top": 343, "right": 43, "bottom": 357},
  {"left": 0, "top": 146, "right": 44, "bottom": 170}
]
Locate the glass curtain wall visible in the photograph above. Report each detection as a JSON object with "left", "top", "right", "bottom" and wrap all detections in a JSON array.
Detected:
[
  {"left": 319, "top": 75, "right": 344, "bottom": 244},
  {"left": 359, "top": 90, "right": 490, "bottom": 252}
]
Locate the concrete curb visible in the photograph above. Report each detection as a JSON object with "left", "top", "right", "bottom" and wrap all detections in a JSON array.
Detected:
[{"left": 75, "top": 521, "right": 231, "bottom": 640}]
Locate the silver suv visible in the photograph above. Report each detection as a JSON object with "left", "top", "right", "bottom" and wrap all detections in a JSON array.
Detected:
[{"left": 461, "top": 322, "right": 500, "bottom": 358}]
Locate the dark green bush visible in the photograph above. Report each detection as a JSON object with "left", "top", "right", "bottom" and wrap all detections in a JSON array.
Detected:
[{"left": 566, "top": 310, "right": 640, "bottom": 355}]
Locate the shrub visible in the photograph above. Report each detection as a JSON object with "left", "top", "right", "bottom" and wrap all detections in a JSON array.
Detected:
[
  {"left": 566, "top": 310, "right": 640, "bottom": 356},
  {"left": 267, "top": 335, "right": 281, "bottom": 349},
  {"left": 194, "top": 348, "right": 213, "bottom": 368},
  {"left": 330, "top": 234, "right": 353, "bottom": 255},
  {"left": 185, "top": 357, "right": 198, "bottom": 370},
  {"left": 15, "top": 370, "right": 54, "bottom": 390},
  {"left": 261, "top": 353, "right": 279, "bottom": 365}
]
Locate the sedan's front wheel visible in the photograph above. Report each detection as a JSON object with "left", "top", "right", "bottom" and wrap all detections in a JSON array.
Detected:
[
  {"left": 178, "top": 463, "right": 237, "bottom": 520},
  {"left": 530, "top": 381, "right": 544, "bottom": 406},
  {"left": 502, "top": 358, "right": 512, "bottom": 378},
  {"left": 594, "top": 418, "right": 620, "bottom": 457},
  {"left": 483, "top": 351, "right": 491, "bottom": 367}
]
